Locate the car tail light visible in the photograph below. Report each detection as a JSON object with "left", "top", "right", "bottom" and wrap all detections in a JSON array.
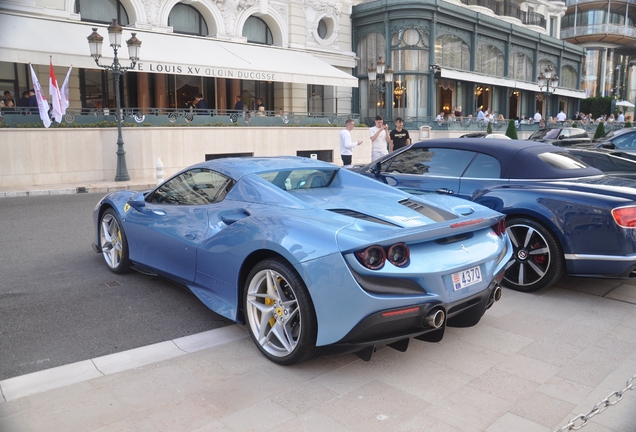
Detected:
[
  {"left": 612, "top": 206, "right": 636, "bottom": 228},
  {"left": 387, "top": 243, "right": 410, "bottom": 267},
  {"left": 491, "top": 219, "right": 507, "bottom": 236},
  {"left": 355, "top": 245, "right": 386, "bottom": 270},
  {"left": 450, "top": 218, "right": 484, "bottom": 229}
]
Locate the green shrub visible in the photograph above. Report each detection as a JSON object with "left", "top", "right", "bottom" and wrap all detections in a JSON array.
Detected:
[
  {"left": 505, "top": 120, "right": 518, "bottom": 139},
  {"left": 593, "top": 121, "right": 606, "bottom": 139},
  {"left": 626, "top": 121, "right": 633, "bottom": 128}
]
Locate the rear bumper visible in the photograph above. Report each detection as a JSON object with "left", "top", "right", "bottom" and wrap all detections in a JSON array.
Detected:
[{"left": 319, "top": 280, "right": 500, "bottom": 357}]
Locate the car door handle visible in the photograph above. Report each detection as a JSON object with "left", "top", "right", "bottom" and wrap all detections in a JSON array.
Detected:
[
  {"left": 151, "top": 210, "right": 166, "bottom": 216},
  {"left": 434, "top": 188, "right": 454, "bottom": 195},
  {"left": 184, "top": 233, "right": 197, "bottom": 241}
]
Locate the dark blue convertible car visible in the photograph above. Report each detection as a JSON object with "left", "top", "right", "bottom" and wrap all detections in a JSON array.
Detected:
[
  {"left": 93, "top": 156, "right": 511, "bottom": 364},
  {"left": 354, "top": 139, "right": 636, "bottom": 292}
]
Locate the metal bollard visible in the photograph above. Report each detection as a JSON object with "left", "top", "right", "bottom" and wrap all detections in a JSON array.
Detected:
[{"left": 156, "top": 158, "right": 164, "bottom": 185}]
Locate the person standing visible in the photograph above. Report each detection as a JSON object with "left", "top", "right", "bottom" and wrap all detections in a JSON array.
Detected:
[
  {"left": 16, "top": 91, "right": 30, "bottom": 108},
  {"left": 618, "top": 111, "right": 625, "bottom": 123},
  {"left": 340, "top": 118, "right": 362, "bottom": 168},
  {"left": 390, "top": 117, "right": 411, "bottom": 152},
  {"left": 533, "top": 110, "right": 542, "bottom": 124},
  {"left": 233, "top": 95, "right": 244, "bottom": 111},
  {"left": 369, "top": 115, "right": 390, "bottom": 161},
  {"left": 556, "top": 109, "right": 567, "bottom": 122},
  {"left": 194, "top": 93, "right": 207, "bottom": 112},
  {"left": 1, "top": 91, "right": 14, "bottom": 108}
]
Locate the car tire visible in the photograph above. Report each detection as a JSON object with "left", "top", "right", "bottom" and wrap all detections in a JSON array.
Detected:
[
  {"left": 503, "top": 217, "right": 564, "bottom": 292},
  {"left": 244, "top": 258, "right": 319, "bottom": 365},
  {"left": 99, "top": 208, "right": 131, "bottom": 274}
]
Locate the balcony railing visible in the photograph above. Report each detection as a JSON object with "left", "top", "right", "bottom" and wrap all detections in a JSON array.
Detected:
[
  {"left": 561, "top": 23, "right": 636, "bottom": 39},
  {"left": 566, "top": 0, "right": 636, "bottom": 6},
  {"left": 0, "top": 107, "right": 359, "bottom": 128},
  {"left": 460, "top": 0, "right": 498, "bottom": 13},
  {"left": 523, "top": 11, "right": 547, "bottom": 28},
  {"left": 496, "top": 0, "right": 522, "bottom": 20}
]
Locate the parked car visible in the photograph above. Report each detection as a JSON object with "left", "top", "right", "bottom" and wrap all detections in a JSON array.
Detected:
[
  {"left": 592, "top": 127, "right": 636, "bottom": 143},
  {"left": 353, "top": 139, "right": 636, "bottom": 293},
  {"left": 567, "top": 147, "right": 636, "bottom": 180},
  {"left": 93, "top": 156, "right": 511, "bottom": 364},
  {"left": 528, "top": 127, "right": 591, "bottom": 146},
  {"left": 460, "top": 132, "right": 511, "bottom": 139},
  {"left": 595, "top": 128, "right": 636, "bottom": 153}
]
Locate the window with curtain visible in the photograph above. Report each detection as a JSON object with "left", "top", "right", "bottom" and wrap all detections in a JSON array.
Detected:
[
  {"left": 168, "top": 4, "right": 208, "bottom": 36},
  {"left": 476, "top": 45, "right": 504, "bottom": 76},
  {"left": 391, "top": 28, "right": 429, "bottom": 72},
  {"left": 560, "top": 65, "right": 578, "bottom": 89},
  {"left": 509, "top": 52, "right": 533, "bottom": 81},
  {"left": 434, "top": 35, "right": 470, "bottom": 70},
  {"left": 243, "top": 16, "right": 273, "bottom": 45},
  {"left": 357, "top": 33, "right": 386, "bottom": 75},
  {"left": 75, "top": 0, "right": 128, "bottom": 25}
]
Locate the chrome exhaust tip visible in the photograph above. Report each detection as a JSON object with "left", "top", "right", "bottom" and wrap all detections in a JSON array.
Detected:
[
  {"left": 491, "top": 285, "right": 502, "bottom": 302},
  {"left": 423, "top": 309, "right": 445, "bottom": 329}
]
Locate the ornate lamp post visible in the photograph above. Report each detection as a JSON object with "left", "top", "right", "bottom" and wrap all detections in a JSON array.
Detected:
[
  {"left": 87, "top": 20, "right": 142, "bottom": 181},
  {"left": 368, "top": 57, "right": 393, "bottom": 118},
  {"left": 537, "top": 65, "right": 559, "bottom": 121}
]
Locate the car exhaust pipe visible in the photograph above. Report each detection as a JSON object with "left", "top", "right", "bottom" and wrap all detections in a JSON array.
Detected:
[
  {"left": 423, "top": 309, "right": 444, "bottom": 329},
  {"left": 491, "top": 285, "right": 502, "bottom": 303}
]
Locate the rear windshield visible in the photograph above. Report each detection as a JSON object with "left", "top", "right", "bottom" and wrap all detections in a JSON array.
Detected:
[
  {"left": 258, "top": 169, "right": 337, "bottom": 190},
  {"left": 530, "top": 129, "right": 559, "bottom": 140},
  {"left": 537, "top": 151, "right": 589, "bottom": 169}
]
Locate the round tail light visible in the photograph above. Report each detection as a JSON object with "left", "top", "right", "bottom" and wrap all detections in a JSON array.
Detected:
[
  {"left": 387, "top": 243, "right": 410, "bottom": 267},
  {"left": 355, "top": 245, "right": 386, "bottom": 270}
]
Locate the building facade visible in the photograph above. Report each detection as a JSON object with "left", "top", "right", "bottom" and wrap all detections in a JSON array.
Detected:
[
  {"left": 0, "top": 0, "right": 358, "bottom": 118},
  {"left": 352, "top": 0, "right": 586, "bottom": 123},
  {"left": 561, "top": 0, "right": 636, "bottom": 101}
]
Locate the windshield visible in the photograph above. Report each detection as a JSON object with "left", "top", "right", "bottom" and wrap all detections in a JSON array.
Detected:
[{"left": 530, "top": 129, "right": 560, "bottom": 140}]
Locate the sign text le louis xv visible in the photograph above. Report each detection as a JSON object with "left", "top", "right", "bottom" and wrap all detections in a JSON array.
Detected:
[{"left": 135, "top": 62, "right": 276, "bottom": 81}]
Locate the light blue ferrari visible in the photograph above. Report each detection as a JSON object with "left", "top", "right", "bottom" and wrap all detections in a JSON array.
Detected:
[{"left": 92, "top": 156, "right": 512, "bottom": 365}]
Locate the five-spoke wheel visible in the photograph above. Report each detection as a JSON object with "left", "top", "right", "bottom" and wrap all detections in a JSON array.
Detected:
[
  {"left": 244, "top": 258, "right": 318, "bottom": 365},
  {"left": 99, "top": 209, "right": 131, "bottom": 274},
  {"left": 503, "top": 218, "right": 563, "bottom": 292}
]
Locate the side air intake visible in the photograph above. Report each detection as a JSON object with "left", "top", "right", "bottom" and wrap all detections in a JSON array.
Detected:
[
  {"left": 399, "top": 199, "right": 458, "bottom": 222},
  {"left": 327, "top": 209, "right": 400, "bottom": 227}
]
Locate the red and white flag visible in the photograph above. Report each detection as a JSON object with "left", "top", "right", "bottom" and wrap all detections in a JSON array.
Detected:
[
  {"left": 60, "top": 66, "right": 72, "bottom": 116},
  {"left": 49, "top": 60, "right": 63, "bottom": 123},
  {"left": 29, "top": 64, "right": 51, "bottom": 128}
]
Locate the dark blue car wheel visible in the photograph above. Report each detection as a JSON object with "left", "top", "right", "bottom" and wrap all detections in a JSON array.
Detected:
[
  {"left": 503, "top": 218, "right": 564, "bottom": 292},
  {"left": 99, "top": 209, "right": 131, "bottom": 274},
  {"left": 244, "top": 258, "right": 319, "bottom": 365}
]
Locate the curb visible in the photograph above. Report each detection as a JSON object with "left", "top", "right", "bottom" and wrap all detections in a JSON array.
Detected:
[
  {"left": 0, "top": 325, "right": 248, "bottom": 402},
  {"left": 0, "top": 182, "right": 158, "bottom": 198}
]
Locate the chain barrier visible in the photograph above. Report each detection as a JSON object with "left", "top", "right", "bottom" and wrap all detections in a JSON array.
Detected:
[{"left": 555, "top": 373, "right": 636, "bottom": 431}]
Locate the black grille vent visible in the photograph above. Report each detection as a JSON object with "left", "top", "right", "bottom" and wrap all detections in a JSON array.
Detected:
[
  {"left": 399, "top": 199, "right": 458, "bottom": 222},
  {"left": 327, "top": 209, "right": 399, "bottom": 227}
]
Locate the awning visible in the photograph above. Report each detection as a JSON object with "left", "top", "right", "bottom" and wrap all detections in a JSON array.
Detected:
[
  {"left": 439, "top": 68, "right": 587, "bottom": 99},
  {"left": 0, "top": 14, "right": 358, "bottom": 88}
]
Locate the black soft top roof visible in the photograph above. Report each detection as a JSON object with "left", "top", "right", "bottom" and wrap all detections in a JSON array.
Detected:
[{"left": 411, "top": 138, "right": 603, "bottom": 179}]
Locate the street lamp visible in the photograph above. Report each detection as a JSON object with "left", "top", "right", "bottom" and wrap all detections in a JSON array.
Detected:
[
  {"left": 368, "top": 57, "right": 393, "bottom": 118},
  {"left": 537, "top": 65, "right": 559, "bottom": 120},
  {"left": 87, "top": 20, "right": 142, "bottom": 181}
]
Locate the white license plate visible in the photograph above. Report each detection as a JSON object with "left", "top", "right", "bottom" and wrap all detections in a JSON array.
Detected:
[{"left": 452, "top": 266, "right": 482, "bottom": 291}]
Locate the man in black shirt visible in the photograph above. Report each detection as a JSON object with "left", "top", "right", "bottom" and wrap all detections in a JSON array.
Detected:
[{"left": 389, "top": 117, "right": 411, "bottom": 152}]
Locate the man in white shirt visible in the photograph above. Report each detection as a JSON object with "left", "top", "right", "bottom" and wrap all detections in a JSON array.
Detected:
[
  {"left": 369, "top": 115, "right": 390, "bottom": 161},
  {"left": 339, "top": 118, "right": 362, "bottom": 168},
  {"left": 533, "top": 110, "right": 542, "bottom": 123},
  {"left": 618, "top": 112, "right": 625, "bottom": 123},
  {"left": 556, "top": 110, "right": 567, "bottom": 122}
]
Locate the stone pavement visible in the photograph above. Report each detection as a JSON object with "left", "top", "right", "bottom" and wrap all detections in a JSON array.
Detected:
[{"left": 1, "top": 275, "right": 635, "bottom": 432}]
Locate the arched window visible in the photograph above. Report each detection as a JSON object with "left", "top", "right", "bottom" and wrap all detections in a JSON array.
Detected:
[
  {"left": 391, "top": 28, "right": 429, "bottom": 71},
  {"left": 358, "top": 33, "right": 386, "bottom": 74},
  {"left": 243, "top": 16, "right": 273, "bottom": 45},
  {"left": 560, "top": 65, "right": 578, "bottom": 89},
  {"left": 75, "top": 0, "right": 129, "bottom": 25},
  {"left": 476, "top": 44, "right": 504, "bottom": 76},
  {"left": 434, "top": 35, "right": 470, "bottom": 70},
  {"left": 168, "top": 4, "right": 208, "bottom": 36},
  {"left": 509, "top": 52, "right": 532, "bottom": 81}
]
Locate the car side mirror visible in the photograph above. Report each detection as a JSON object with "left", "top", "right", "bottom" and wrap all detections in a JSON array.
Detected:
[
  {"left": 601, "top": 142, "right": 616, "bottom": 149},
  {"left": 127, "top": 192, "right": 146, "bottom": 211},
  {"left": 371, "top": 161, "right": 382, "bottom": 178}
]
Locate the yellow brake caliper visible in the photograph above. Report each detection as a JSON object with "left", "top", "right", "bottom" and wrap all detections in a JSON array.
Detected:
[{"left": 266, "top": 277, "right": 284, "bottom": 328}]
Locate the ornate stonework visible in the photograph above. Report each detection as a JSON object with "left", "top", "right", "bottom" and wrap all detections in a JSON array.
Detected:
[
  {"left": 141, "top": 0, "right": 161, "bottom": 26},
  {"left": 303, "top": 0, "right": 347, "bottom": 47}
]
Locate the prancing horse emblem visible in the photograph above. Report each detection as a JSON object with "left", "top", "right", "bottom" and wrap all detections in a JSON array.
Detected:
[{"left": 461, "top": 244, "right": 469, "bottom": 253}]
